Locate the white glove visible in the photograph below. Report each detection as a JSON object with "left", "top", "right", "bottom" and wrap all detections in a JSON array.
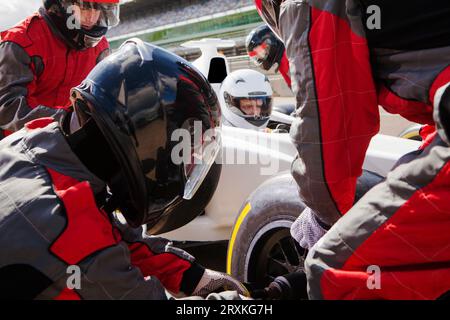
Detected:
[
  {"left": 290, "top": 207, "right": 329, "bottom": 250},
  {"left": 192, "top": 269, "right": 250, "bottom": 298}
]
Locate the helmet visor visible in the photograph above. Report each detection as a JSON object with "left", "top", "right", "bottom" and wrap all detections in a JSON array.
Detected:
[
  {"left": 248, "top": 42, "right": 270, "bottom": 65},
  {"left": 225, "top": 94, "right": 273, "bottom": 120},
  {"left": 62, "top": 0, "right": 120, "bottom": 29},
  {"left": 181, "top": 119, "right": 222, "bottom": 200}
]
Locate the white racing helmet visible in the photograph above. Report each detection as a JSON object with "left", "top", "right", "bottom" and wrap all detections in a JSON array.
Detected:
[{"left": 219, "top": 69, "right": 273, "bottom": 130}]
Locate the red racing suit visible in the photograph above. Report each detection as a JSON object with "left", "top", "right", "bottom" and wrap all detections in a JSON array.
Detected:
[
  {"left": 306, "top": 133, "right": 450, "bottom": 300},
  {"left": 0, "top": 9, "right": 110, "bottom": 138},
  {"left": 260, "top": 0, "right": 450, "bottom": 225},
  {"left": 0, "top": 119, "right": 205, "bottom": 300},
  {"left": 261, "top": 0, "right": 450, "bottom": 299}
]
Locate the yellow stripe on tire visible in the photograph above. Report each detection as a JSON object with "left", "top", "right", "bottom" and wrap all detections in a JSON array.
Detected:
[
  {"left": 226, "top": 203, "right": 252, "bottom": 275},
  {"left": 401, "top": 131, "right": 420, "bottom": 140}
]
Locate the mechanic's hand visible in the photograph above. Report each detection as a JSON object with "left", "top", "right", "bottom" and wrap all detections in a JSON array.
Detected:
[
  {"left": 192, "top": 269, "right": 250, "bottom": 298},
  {"left": 290, "top": 207, "right": 330, "bottom": 250}
]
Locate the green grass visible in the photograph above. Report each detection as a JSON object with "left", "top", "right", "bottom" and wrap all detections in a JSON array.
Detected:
[{"left": 109, "top": 10, "right": 263, "bottom": 49}]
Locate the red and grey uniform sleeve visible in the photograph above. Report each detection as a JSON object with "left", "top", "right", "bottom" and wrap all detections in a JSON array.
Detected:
[
  {"left": 305, "top": 135, "right": 450, "bottom": 300},
  {"left": 273, "top": 0, "right": 380, "bottom": 226},
  {"left": 42, "top": 222, "right": 203, "bottom": 300},
  {"left": 113, "top": 215, "right": 205, "bottom": 295},
  {"left": 0, "top": 42, "right": 68, "bottom": 134},
  {"left": 62, "top": 242, "right": 171, "bottom": 300}
]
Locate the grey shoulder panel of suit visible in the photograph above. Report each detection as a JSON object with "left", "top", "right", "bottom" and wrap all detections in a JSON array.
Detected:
[
  {"left": 372, "top": 46, "right": 450, "bottom": 104},
  {"left": 261, "top": 0, "right": 366, "bottom": 39},
  {"left": 0, "top": 129, "right": 79, "bottom": 293},
  {"left": 0, "top": 188, "right": 72, "bottom": 298},
  {"left": 0, "top": 123, "right": 107, "bottom": 250},
  {"left": 0, "top": 41, "right": 67, "bottom": 132},
  {"left": 18, "top": 122, "right": 106, "bottom": 195}
]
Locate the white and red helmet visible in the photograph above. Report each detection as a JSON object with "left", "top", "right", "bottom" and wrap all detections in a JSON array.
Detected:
[{"left": 43, "top": 0, "right": 120, "bottom": 49}]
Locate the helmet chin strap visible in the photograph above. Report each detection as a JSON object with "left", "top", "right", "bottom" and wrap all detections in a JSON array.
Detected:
[
  {"left": 80, "top": 25, "right": 108, "bottom": 48},
  {"left": 82, "top": 34, "right": 103, "bottom": 48}
]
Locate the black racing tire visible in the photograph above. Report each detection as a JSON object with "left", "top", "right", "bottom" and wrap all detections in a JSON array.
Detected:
[{"left": 227, "top": 173, "right": 306, "bottom": 288}]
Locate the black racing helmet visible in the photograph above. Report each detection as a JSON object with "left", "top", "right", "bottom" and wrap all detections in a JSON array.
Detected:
[
  {"left": 246, "top": 24, "right": 285, "bottom": 71},
  {"left": 434, "top": 85, "right": 450, "bottom": 146},
  {"left": 42, "top": 0, "right": 120, "bottom": 49},
  {"left": 70, "top": 39, "right": 222, "bottom": 232}
]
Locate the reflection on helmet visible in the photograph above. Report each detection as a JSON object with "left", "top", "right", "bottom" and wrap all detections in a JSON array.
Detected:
[
  {"left": 70, "top": 39, "right": 222, "bottom": 232},
  {"left": 42, "top": 0, "right": 120, "bottom": 49},
  {"left": 246, "top": 24, "right": 285, "bottom": 71},
  {"left": 219, "top": 69, "right": 273, "bottom": 130}
]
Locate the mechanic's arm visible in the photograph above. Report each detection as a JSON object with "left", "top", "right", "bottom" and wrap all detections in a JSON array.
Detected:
[
  {"left": 70, "top": 241, "right": 169, "bottom": 300},
  {"left": 114, "top": 215, "right": 249, "bottom": 297},
  {"left": 275, "top": 0, "right": 380, "bottom": 226},
  {"left": 0, "top": 42, "right": 68, "bottom": 133}
]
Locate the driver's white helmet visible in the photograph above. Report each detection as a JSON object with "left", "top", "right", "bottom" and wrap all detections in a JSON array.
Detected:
[{"left": 219, "top": 69, "right": 273, "bottom": 130}]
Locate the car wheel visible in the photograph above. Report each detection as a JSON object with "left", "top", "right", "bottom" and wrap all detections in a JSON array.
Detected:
[{"left": 227, "top": 173, "right": 306, "bottom": 288}]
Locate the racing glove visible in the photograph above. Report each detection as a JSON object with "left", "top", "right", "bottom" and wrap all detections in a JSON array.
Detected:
[
  {"left": 290, "top": 207, "right": 330, "bottom": 250},
  {"left": 191, "top": 269, "right": 250, "bottom": 298}
]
